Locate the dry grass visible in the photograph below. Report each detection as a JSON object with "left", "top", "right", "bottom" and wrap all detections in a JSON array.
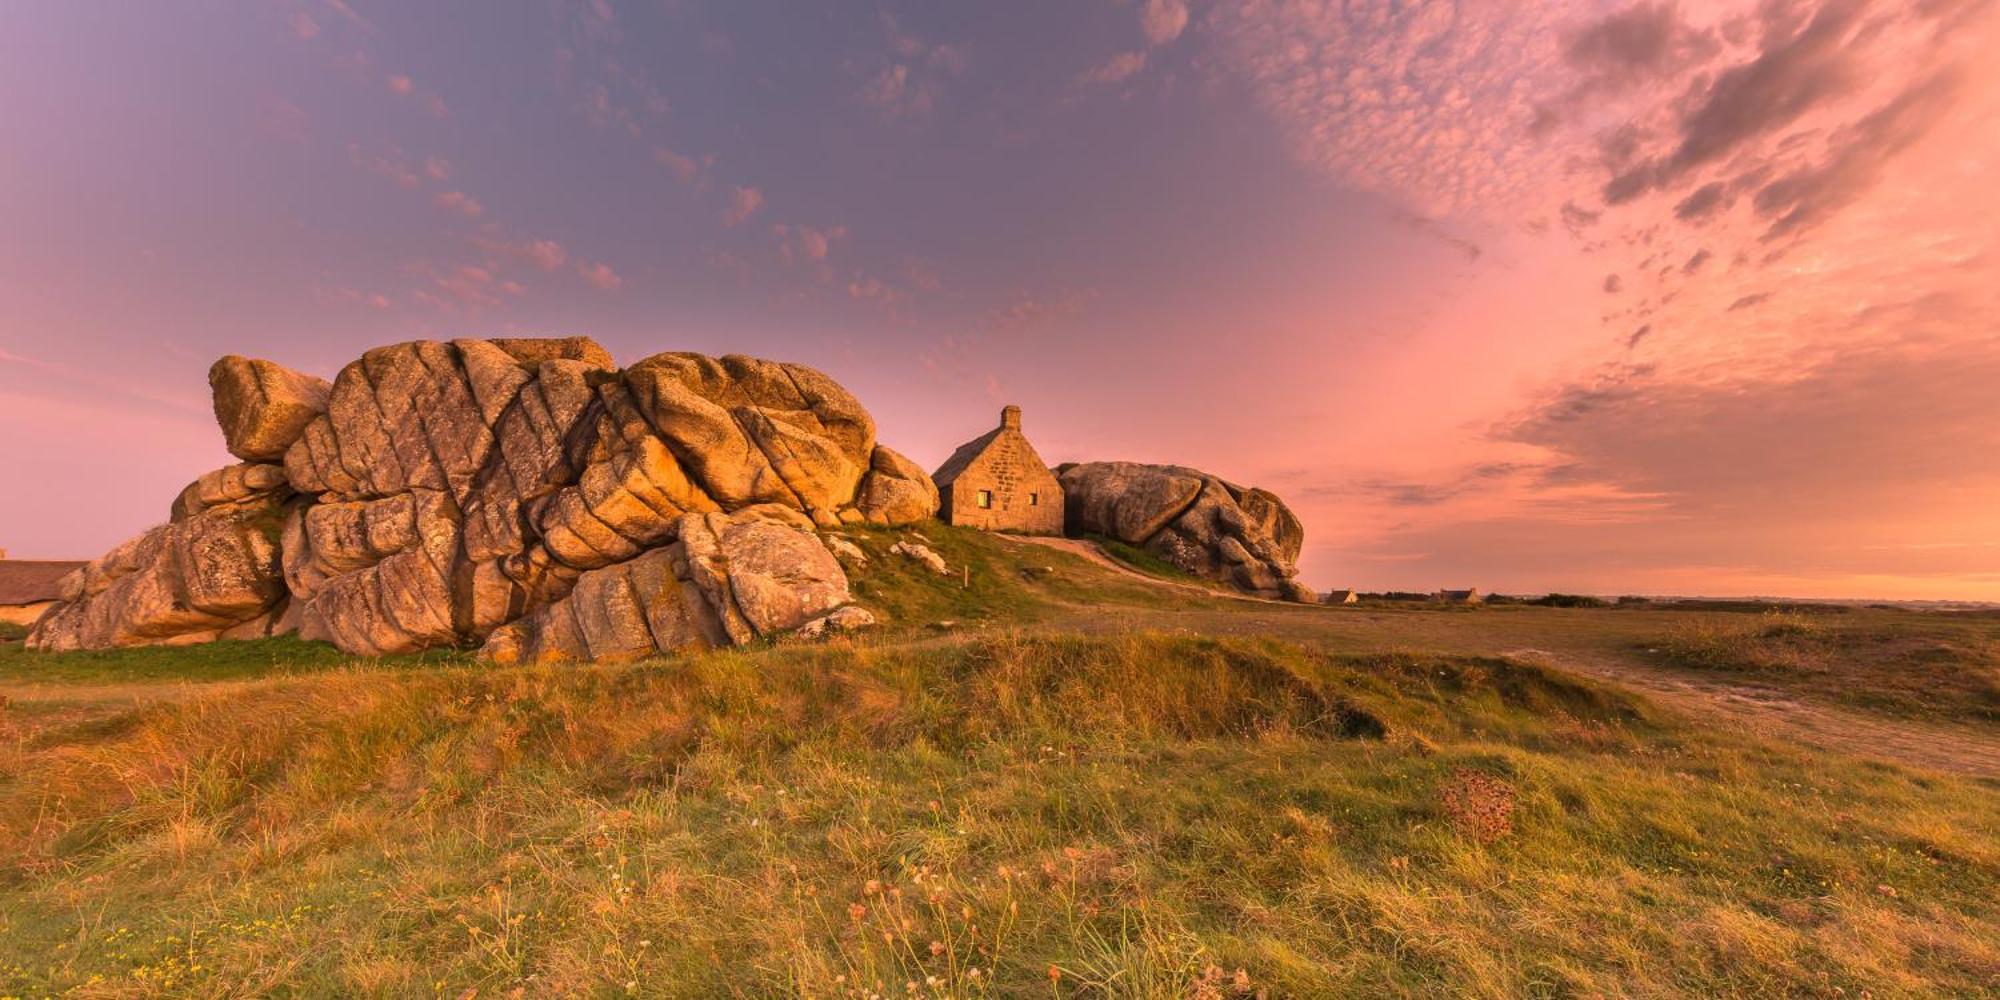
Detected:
[
  {"left": 1656, "top": 609, "right": 2000, "bottom": 724},
  {"left": 2, "top": 632, "right": 1996, "bottom": 997}
]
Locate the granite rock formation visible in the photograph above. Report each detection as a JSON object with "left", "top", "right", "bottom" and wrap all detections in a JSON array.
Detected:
[
  {"left": 28, "top": 339, "right": 936, "bottom": 659},
  {"left": 1057, "top": 461, "right": 1314, "bottom": 602}
]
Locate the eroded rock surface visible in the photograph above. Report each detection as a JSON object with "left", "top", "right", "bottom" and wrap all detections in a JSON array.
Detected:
[
  {"left": 30, "top": 339, "right": 921, "bottom": 659},
  {"left": 1057, "top": 461, "right": 1313, "bottom": 602},
  {"left": 28, "top": 466, "right": 292, "bottom": 650},
  {"left": 480, "top": 506, "right": 848, "bottom": 664},
  {"left": 209, "top": 355, "right": 332, "bottom": 461}
]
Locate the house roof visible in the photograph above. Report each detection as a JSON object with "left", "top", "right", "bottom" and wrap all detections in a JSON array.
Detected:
[
  {"left": 0, "top": 560, "right": 82, "bottom": 605},
  {"left": 931, "top": 427, "right": 1003, "bottom": 489}
]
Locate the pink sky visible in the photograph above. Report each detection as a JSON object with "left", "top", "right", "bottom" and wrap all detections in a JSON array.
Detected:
[{"left": 2, "top": 0, "right": 1997, "bottom": 600}]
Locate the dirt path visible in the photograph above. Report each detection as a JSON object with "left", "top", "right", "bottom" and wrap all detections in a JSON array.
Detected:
[{"left": 1505, "top": 647, "right": 2000, "bottom": 778}]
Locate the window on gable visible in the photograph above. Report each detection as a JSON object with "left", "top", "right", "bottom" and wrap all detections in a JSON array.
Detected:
[
  {"left": 977, "top": 490, "right": 993, "bottom": 509},
  {"left": 1029, "top": 492, "right": 1039, "bottom": 506}
]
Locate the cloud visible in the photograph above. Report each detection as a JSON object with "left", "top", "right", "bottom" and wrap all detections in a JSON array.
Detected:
[
  {"left": 347, "top": 144, "right": 421, "bottom": 189},
  {"left": 424, "top": 156, "right": 451, "bottom": 181},
  {"left": 432, "top": 190, "right": 485, "bottom": 219},
  {"left": 1750, "top": 70, "right": 1962, "bottom": 239},
  {"left": 1673, "top": 181, "right": 1731, "bottom": 222},
  {"left": 1603, "top": 0, "right": 1870, "bottom": 205},
  {"left": 384, "top": 73, "right": 448, "bottom": 117},
  {"left": 473, "top": 235, "right": 568, "bottom": 271},
  {"left": 1351, "top": 462, "right": 1527, "bottom": 508},
  {"left": 771, "top": 224, "right": 847, "bottom": 263},
  {"left": 653, "top": 147, "right": 704, "bottom": 184},
  {"left": 1140, "top": 0, "right": 1189, "bottom": 45},
  {"left": 722, "top": 185, "right": 763, "bottom": 227},
  {"left": 1494, "top": 335, "right": 2000, "bottom": 542},
  {"left": 1602, "top": 273, "right": 1623, "bottom": 293},
  {"left": 847, "top": 278, "right": 907, "bottom": 307},
  {"left": 992, "top": 286, "right": 1093, "bottom": 326},
  {"left": 1075, "top": 51, "right": 1147, "bottom": 87},
  {"left": 577, "top": 261, "right": 623, "bottom": 290},
  {"left": 1205, "top": 1, "right": 1586, "bottom": 216},
  {"left": 1391, "top": 210, "right": 1484, "bottom": 261},
  {"left": 407, "top": 260, "right": 521, "bottom": 312},
  {"left": 858, "top": 12, "right": 965, "bottom": 121}
]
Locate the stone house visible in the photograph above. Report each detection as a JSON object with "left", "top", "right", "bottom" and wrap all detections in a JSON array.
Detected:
[
  {"left": 1434, "top": 588, "right": 1484, "bottom": 605},
  {"left": 1325, "top": 589, "right": 1359, "bottom": 605},
  {"left": 932, "top": 405, "right": 1064, "bottom": 534},
  {"left": 0, "top": 560, "right": 83, "bottom": 627}
]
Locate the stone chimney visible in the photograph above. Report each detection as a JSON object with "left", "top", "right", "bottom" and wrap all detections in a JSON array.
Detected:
[{"left": 1001, "top": 404, "right": 1021, "bottom": 430}]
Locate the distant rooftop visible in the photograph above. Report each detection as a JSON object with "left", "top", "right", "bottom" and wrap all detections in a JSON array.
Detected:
[{"left": 0, "top": 560, "right": 84, "bottom": 605}]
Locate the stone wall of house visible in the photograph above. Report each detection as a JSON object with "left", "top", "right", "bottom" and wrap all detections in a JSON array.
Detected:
[{"left": 940, "top": 408, "right": 1064, "bottom": 533}]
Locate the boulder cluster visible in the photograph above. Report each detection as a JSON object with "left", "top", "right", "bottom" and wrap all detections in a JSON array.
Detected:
[
  {"left": 1058, "top": 462, "right": 1315, "bottom": 603},
  {"left": 27, "top": 339, "right": 1324, "bottom": 661},
  {"left": 27, "top": 339, "right": 935, "bottom": 660}
]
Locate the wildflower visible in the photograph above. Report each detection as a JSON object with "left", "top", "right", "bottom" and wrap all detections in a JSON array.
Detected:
[
  {"left": 849, "top": 903, "right": 867, "bottom": 922},
  {"left": 929, "top": 940, "right": 945, "bottom": 955}
]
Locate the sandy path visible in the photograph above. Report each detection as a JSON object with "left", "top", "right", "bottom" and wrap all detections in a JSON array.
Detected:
[{"left": 1505, "top": 646, "right": 2000, "bottom": 778}]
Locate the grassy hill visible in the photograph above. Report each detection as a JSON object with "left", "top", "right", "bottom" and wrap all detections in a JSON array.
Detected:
[{"left": 2, "top": 526, "right": 1997, "bottom": 997}]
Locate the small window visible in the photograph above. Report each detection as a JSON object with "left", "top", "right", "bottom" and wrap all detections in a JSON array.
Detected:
[
  {"left": 1029, "top": 492, "right": 1039, "bottom": 506},
  {"left": 977, "top": 490, "right": 993, "bottom": 509}
]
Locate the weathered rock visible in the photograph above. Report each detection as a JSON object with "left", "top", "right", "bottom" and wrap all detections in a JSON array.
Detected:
[
  {"left": 26, "top": 487, "right": 289, "bottom": 651},
  {"left": 172, "top": 463, "right": 291, "bottom": 522},
  {"left": 39, "top": 338, "right": 921, "bottom": 660},
  {"left": 481, "top": 507, "right": 850, "bottom": 663},
  {"left": 854, "top": 446, "right": 939, "bottom": 525},
  {"left": 891, "top": 539, "right": 949, "bottom": 576},
  {"left": 1058, "top": 461, "right": 1312, "bottom": 601},
  {"left": 209, "top": 356, "right": 332, "bottom": 461},
  {"left": 823, "top": 535, "right": 868, "bottom": 566},
  {"left": 794, "top": 604, "right": 877, "bottom": 640}
]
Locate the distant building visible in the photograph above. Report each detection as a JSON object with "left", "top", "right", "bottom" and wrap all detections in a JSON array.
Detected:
[
  {"left": 0, "top": 560, "right": 84, "bottom": 627},
  {"left": 1324, "top": 589, "right": 1359, "bottom": 605},
  {"left": 1434, "top": 588, "right": 1484, "bottom": 605},
  {"left": 932, "top": 405, "right": 1064, "bottom": 534}
]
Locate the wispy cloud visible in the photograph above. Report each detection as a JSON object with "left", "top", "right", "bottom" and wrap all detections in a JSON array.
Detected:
[
  {"left": 577, "top": 260, "right": 622, "bottom": 290},
  {"left": 856, "top": 12, "right": 966, "bottom": 121},
  {"left": 1139, "top": 0, "right": 1189, "bottom": 46},
  {"left": 722, "top": 185, "right": 763, "bottom": 227},
  {"left": 432, "top": 190, "right": 484, "bottom": 219}
]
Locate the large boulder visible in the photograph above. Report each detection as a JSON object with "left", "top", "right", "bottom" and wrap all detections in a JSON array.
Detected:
[
  {"left": 480, "top": 505, "right": 848, "bottom": 664},
  {"left": 209, "top": 356, "right": 332, "bottom": 461},
  {"left": 31, "top": 338, "right": 919, "bottom": 659},
  {"left": 27, "top": 466, "right": 293, "bottom": 651},
  {"left": 1057, "top": 461, "right": 1313, "bottom": 602},
  {"left": 853, "top": 445, "right": 939, "bottom": 525}
]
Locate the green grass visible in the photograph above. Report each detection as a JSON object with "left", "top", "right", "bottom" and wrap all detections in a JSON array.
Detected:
[
  {"left": 839, "top": 524, "right": 1193, "bottom": 630},
  {"left": 1078, "top": 534, "right": 1206, "bottom": 585},
  {"left": 1654, "top": 610, "right": 2000, "bottom": 725},
  {"left": 2, "top": 632, "right": 1997, "bottom": 997},
  {"left": 0, "top": 634, "right": 470, "bottom": 685}
]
